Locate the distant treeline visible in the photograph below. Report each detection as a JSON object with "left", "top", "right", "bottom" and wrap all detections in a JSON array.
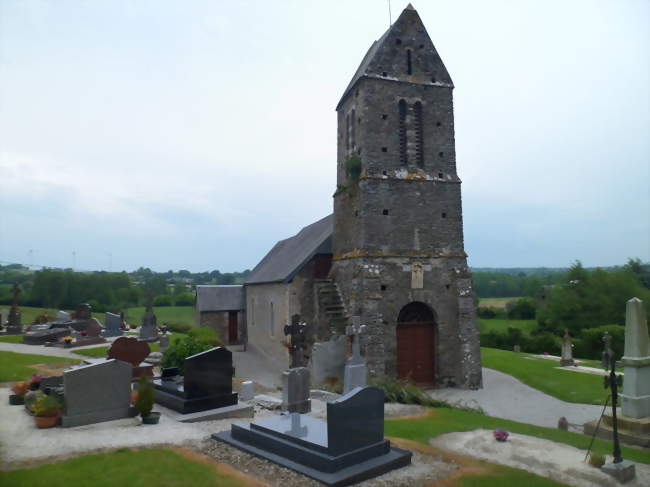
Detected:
[
  {"left": 471, "top": 259, "right": 650, "bottom": 298},
  {"left": 0, "top": 265, "right": 251, "bottom": 312}
]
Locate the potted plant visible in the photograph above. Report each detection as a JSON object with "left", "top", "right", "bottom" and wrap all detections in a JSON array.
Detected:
[
  {"left": 9, "top": 381, "right": 29, "bottom": 405},
  {"left": 32, "top": 393, "right": 62, "bottom": 428},
  {"left": 135, "top": 376, "right": 160, "bottom": 424}
]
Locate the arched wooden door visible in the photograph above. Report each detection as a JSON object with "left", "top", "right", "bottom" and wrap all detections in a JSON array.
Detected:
[{"left": 396, "top": 302, "right": 435, "bottom": 385}]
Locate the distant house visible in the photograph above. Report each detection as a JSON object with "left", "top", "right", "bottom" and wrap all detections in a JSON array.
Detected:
[{"left": 196, "top": 285, "right": 245, "bottom": 346}]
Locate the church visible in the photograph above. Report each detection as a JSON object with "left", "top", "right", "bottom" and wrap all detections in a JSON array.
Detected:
[{"left": 198, "top": 5, "right": 482, "bottom": 389}]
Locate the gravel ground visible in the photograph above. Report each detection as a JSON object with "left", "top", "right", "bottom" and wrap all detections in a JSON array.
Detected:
[
  {"left": 430, "top": 429, "right": 650, "bottom": 487},
  {"left": 199, "top": 437, "right": 458, "bottom": 487},
  {"left": 427, "top": 368, "right": 605, "bottom": 430}
]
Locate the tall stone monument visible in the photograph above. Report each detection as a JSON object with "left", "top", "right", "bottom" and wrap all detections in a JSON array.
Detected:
[
  {"left": 282, "top": 314, "right": 311, "bottom": 413},
  {"left": 560, "top": 329, "right": 575, "bottom": 366},
  {"left": 343, "top": 316, "right": 368, "bottom": 394},
  {"left": 139, "top": 293, "right": 159, "bottom": 342},
  {"left": 5, "top": 284, "right": 23, "bottom": 335}
]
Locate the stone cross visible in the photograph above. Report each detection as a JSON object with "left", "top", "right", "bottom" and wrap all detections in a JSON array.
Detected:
[
  {"left": 601, "top": 332, "right": 614, "bottom": 369},
  {"left": 11, "top": 284, "right": 21, "bottom": 306},
  {"left": 346, "top": 316, "right": 367, "bottom": 366},
  {"left": 284, "top": 314, "right": 307, "bottom": 368}
]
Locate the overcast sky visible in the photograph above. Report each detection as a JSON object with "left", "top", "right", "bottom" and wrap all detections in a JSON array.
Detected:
[{"left": 1, "top": 0, "right": 648, "bottom": 273}]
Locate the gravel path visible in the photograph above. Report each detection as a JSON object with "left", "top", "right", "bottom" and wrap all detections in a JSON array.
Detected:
[
  {"left": 0, "top": 341, "right": 102, "bottom": 359},
  {"left": 427, "top": 367, "right": 606, "bottom": 430}
]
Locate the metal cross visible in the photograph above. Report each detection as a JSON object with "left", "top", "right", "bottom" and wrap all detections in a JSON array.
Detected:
[
  {"left": 602, "top": 333, "right": 624, "bottom": 464},
  {"left": 284, "top": 314, "right": 307, "bottom": 368}
]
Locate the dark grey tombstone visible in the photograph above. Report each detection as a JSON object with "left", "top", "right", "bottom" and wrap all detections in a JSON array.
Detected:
[
  {"left": 327, "top": 386, "right": 384, "bottom": 455},
  {"left": 153, "top": 347, "right": 238, "bottom": 414},
  {"left": 282, "top": 367, "right": 311, "bottom": 413},
  {"left": 102, "top": 312, "right": 124, "bottom": 338},
  {"left": 213, "top": 386, "right": 411, "bottom": 486},
  {"left": 61, "top": 359, "right": 132, "bottom": 427}
]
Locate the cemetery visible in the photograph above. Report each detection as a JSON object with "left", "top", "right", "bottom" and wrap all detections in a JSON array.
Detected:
[{"left": 1, "top": 3, "right": 649, "bottom": 487}]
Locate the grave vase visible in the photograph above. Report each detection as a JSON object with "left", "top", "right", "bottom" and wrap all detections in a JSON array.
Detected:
[{"left": 34, "top": 415, "right": 59, "bottom": 428}]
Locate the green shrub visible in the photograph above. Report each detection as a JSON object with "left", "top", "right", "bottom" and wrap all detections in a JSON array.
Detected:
[
  {"left": 174, "top": 292, "right": 195, "bottom": 306},
  {"left": 576, "top": 325, "right": 624, "bottom": 360},
  {"left": 506, "top": 297, "right": 536, "bottom": 319},
  {"left": 369, "top": 376, "right": 452, "bottom": 408},
  {"left": 135, "top": 376, "right": 154, "bottom": 417},
  {"left": 161, "top": 335, "right": 213, "bottom": 374},
  {"left": 167, "top": 322, "right": 191, "bottom": 334},
  {"left": 188, "top": 327, "right": 221, "bottom": 346},
  {"left": 153, "top": 295, "right": 172, "bottom": 307},
  {"left": 588, "top": 452, "right": 605, "bottom": 468},
  {"left": 478, "top": 307, "right": 498, "bottom": 319}
]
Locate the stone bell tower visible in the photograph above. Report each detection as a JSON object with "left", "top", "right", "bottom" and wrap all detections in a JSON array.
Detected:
[{"left": 330, "top": 4, "right": 481, "bottom": 388}]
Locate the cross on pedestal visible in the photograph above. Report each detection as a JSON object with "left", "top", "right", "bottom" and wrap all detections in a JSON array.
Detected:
[
  {"left": 346, "top": 316, "right": 367, "bottom": 365},
  {"left": 602, "top": 335, "right": 624, "bottom": 465},
  {"left": 284, "top": 314, "right": 307, "bottom": 368},
  {"left": 10, "top": 284, "right": 21, "bottom": 308}
]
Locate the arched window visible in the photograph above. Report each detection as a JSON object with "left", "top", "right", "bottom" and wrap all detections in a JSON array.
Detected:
[
  {"left": 398, "top": 99, "right": 408, "bottom": 165},
  {"left": 269, "top": 301, "right": 274, "bottom": 337},
  {"left": 414, "top": 101, "right": 424, "bottom": 168}
]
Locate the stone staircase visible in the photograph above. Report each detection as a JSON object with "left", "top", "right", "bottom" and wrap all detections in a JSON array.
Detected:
[{"left": 315, "top": 279, "right": 350, "bottom": 337}]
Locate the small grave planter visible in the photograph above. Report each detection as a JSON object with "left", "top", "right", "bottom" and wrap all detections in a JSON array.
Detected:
[
  {"left": 34, "top": 415, "right": 59, "bottom": 428},
  {"left": 141, "top": 412, "right": 160, "bottom": 425},
  {"left": 9, "top": 394, "right": 25, "bottom": 405}
]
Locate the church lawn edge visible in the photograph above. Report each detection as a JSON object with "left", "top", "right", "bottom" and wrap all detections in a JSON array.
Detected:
[
  {"left": 385, "top": 408, "right": 650, "bottom": 465},
  {"left": 481, "top": 347, "right": 609, "bottom": 404},
  {"left": 0, "top": 447, "right": 246, "bottom": 487},
  {"left": 0, "top": 351, "right": 80, "bottom": 382}
]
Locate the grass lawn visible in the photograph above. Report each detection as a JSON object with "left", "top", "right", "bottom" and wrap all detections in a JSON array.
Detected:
[
  {"left": 479, "top": 318, "right": 538, "bottom": 336},
  {"left": 385, "top": 408, "right": 650, "bottom": 465},
  {"left": 481, "top": 347, "right": 609, "bottom": 405},
  {"left": 0, "top": 335, "right": 25, "bottom": 343},
  {"left": 457, "top": 463, "right": 569, "bottom": 487},
  {"left": 1, "top": 448, "right": 246, "bottom": 487},
  {"left": 477, "top": 297, "right": 520, "bottom": 309},
  {"left": 0, "top": 351, "right": 80, "bottom": 382}
]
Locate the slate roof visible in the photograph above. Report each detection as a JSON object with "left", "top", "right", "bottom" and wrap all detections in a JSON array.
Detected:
[
  {"left": 196, "top": 285, "right": 244, "bottom": 312},
  {"left": 336, "top": 4, "right": 453, "bottom": 109},
  {"left": 245, "top": 215, "right": 333, "bottom": 285}
]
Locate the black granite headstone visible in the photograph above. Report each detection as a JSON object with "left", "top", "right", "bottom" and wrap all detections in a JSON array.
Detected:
[
  {"left": 327, "top": 386, "right": 384, "bottom": 455},
  {"left": 213, "top": 386, "right": 411, "bottom": 486},
  {"left": 154, "top": 347, "right": 238, "bottom": 414}
]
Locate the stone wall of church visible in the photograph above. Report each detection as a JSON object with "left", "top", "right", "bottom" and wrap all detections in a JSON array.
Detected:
[{"left": 330, "top": 255, "right": 481, "bottom": 388}]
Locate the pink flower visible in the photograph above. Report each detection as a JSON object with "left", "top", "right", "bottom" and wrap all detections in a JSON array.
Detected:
[{"left": 493, "top": 429, "right": 509, "bottom": 442}]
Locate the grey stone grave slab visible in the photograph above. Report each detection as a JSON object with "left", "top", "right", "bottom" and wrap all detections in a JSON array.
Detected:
[
  {"left": 240, "top": 380, "right": 255, "bottom": 401},
  {"left": 61, "top": 359, "right": 132, "bottom": 427},
  {"left": 154, "top": 347, "right": 238, "bottom": 414},
  {"left": 56, "top": 310, "right": 72, "bottom": 322},
  {"left": 213, "top": 386, "right": 411, "bottom": 486},
  {"left": 1, "top": 309, "right": 9, "bottom": 325},
  {"left": 601, "top": 460, "right": 636, "bottom": 483},
  {"left": 159, "top": 335, "right": 170, "bottom": 350},
  {"left": 102, "top": 312, "right": 124, "bottom": 338},
  {"left": 343, "top": 317, "right": 368, "bottom": 394},
  {"left": 282, "top": 367, "right": 311, "bottom": 413},
  {"left": 311, "top": 336, "right": 346, "bottom": 388}
]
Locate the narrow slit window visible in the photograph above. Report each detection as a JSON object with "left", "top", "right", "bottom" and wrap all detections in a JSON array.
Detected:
[
  {"left": 351, "top": 108, "right": 356, "bottom": 149},
  {"left": 398, "top": 99, "right": 408, "bottom": 165},
  {"left": 414, "top": 101, "right": 424, "bottom": 168},
  {"left": 407, "top": 49, "right": 412, "bottom": 75}
]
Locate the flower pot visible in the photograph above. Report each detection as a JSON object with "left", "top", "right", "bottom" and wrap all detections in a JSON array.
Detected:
[
  {"left": 9, "top": 394, "right": 25, "bottom": 405},
  {"left": 34, "top": 415, "right": 59, "bottom": 428},
  {"left": 141, "top": 412, "right": 160, "bottom": 425}
]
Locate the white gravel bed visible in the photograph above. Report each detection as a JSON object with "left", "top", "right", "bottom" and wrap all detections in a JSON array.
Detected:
[{"left": 430, "top": 429, "right": 650, "bottom": 487}]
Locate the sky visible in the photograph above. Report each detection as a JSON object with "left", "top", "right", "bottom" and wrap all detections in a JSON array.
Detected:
[{"left": 0, "top": 0, "right": 648, "bottom": 273}]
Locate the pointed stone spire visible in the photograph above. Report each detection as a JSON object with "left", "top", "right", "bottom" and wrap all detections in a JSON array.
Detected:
[
  {"left": 405, "top": 3, "right": 415, "bottom": 10},
  {"left": 624, "top": 297, "right": 650, "bottom": 359}
]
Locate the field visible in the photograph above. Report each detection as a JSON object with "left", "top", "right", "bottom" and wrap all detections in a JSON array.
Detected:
[
  {"left": 477, "top": 297, "right": 519, "bottom": 309},
  {"left": 479, "top": 318, "right": 537, "bottom": 336}
]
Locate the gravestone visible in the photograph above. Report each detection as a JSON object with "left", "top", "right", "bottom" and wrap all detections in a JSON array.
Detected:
[
  {"left": 102, "top": 312, "right": 123, "bottom": 338},
  {"left": 107, "top": 336, "right": 152, "bottom": 377},
  {"left": 1, "top": 308, "right": 10, "bottom": 325},
  {"left": 621, "top": 297, "right": 650, "bottom": 420},
  {"left": 139, "top": 300, "right": 158, "bottom": 342},
  {"left": 56, "top": 310, "right": 72, "bottom": 322},
  {"left": 61, "top": 359, "right": 132, "bottom": 427},
  {"left": 560, "top": 329, "right": 575, "bottom": 366},
  {"left": 311, "top": 335, "right": 347, "bottom": 388},
  {"left": 213, "top": 386, "right": 411, "bottom": 486},
  {"left": 343, "top": 316, "right": 368, "bottom": 394},
  {"left": 159, "top": 335, "right": 170, "bottom": 350},
  {"left": 240, "top": 381, "right": 255, "bottom": 401},
  {"left": 154, "top": 347, "right": 238, "bottom": 414},
  {"left": 513, "top": 344, "right": 521, "bottom": 353},
  {"left": 282, "top": 367, "right": 311, "bottom": 413}
]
